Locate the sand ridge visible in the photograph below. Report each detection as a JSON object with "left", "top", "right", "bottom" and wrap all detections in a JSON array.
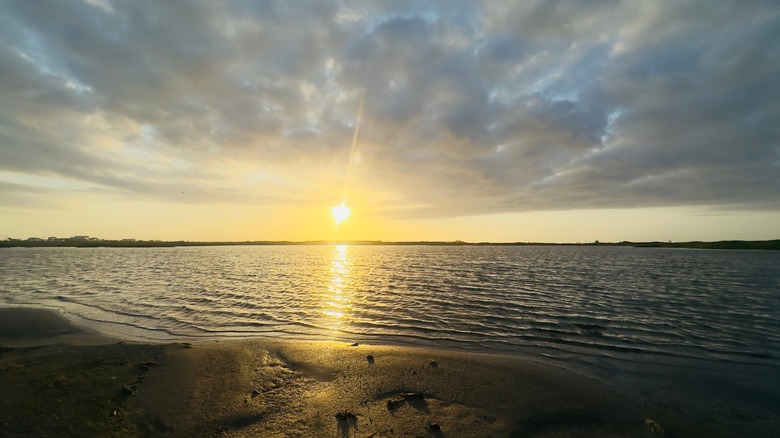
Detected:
[
  {"left": 126, "top": 340, "right": 653, "bottom": 437},
  {"left": 2, "top": 307, "right": 777, "bottom": 437}
]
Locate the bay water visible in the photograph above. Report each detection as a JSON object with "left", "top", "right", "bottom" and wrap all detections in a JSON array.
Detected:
[{"left": 2, "top": 244, "right": 779, "bottom": 421}]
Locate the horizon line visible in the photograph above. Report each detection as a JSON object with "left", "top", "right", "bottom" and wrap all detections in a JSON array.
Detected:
[{"left": 3, "top": 236, "right": 779, "bottom": 250}]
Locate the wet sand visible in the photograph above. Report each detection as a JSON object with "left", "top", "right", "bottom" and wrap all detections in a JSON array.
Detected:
[{"left": 0, "top": 307, "right": 776, "bottom": 437}]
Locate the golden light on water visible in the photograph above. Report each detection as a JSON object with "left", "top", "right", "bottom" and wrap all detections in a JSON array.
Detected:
[
  {"left": 331, "top": 204, "right": 351, "bottom": 225},
  {"left": 323, "top": 244, "right": 352, "bottom": 332}
]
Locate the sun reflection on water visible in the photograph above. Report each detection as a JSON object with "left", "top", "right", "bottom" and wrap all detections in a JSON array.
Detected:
[{"left": 322, "top": 244, "right": 352, "bottom": 333}]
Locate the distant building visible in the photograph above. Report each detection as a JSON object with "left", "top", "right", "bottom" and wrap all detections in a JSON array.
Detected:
[
  {"left": 121, "top": 239, "right": 136, "bottom": 242},
  {"left": 70, "top": 236, "right": 90, "bottom": 241},
  {"left": 26, "top": 237, "right": 44, "bottom": 242},
  {"left": 47, "top": 237, "right": 60, "bottom": 241}
]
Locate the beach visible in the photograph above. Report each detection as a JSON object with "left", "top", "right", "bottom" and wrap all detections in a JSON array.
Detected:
[{"left": 0, "top": 307, "right": 775, "bottom": 437}]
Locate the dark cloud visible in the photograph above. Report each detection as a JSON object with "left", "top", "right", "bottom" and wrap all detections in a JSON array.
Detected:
[
  {"left": 1, "top": 0, "right": 778, "bottom": 216},
  {"left": 0, "top": 180, "right": 61, "bottom": 208}
]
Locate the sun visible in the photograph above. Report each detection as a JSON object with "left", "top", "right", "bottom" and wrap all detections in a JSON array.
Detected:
[{"left": 331, "top": 203, "right": 351, "bottom": 225}]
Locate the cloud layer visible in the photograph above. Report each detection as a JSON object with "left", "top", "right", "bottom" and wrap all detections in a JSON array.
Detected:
[{"left": 2, "top": 0, "right": 779, "bottom": 217}]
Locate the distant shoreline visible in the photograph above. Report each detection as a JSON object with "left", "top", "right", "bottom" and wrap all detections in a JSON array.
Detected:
[{"left": 2, "top": 238, "right": 779, "bottom": 250}]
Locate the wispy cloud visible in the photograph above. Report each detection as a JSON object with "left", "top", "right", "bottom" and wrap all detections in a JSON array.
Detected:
[{"left": 2, "top": 0, "right": 778, "bottom": 216}]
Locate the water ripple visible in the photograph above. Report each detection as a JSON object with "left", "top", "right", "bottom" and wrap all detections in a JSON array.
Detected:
[{"left": 2, "top": 245, "right": 779, "bottom": 375}]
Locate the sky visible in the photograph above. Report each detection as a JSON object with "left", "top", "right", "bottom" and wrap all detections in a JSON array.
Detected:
[{"left": 1, "top": 0, "right": 779, "bottom": 243}]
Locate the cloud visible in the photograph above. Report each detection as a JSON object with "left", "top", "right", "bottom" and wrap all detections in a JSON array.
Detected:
[
  {"left": 1, "top": 0, "right": 778, "bottom": 217},
  {"left": 0, "top": 180, "right": 59, "bottom": 208}
]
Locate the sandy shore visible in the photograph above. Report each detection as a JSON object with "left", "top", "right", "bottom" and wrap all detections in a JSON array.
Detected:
[{"left": 0, "top": 308, "right": 776, "bottom": 437}]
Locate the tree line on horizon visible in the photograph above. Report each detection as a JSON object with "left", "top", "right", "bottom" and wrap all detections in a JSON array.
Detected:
[{"left": 2, "top": 237, "right": 779, "bottom": 250}]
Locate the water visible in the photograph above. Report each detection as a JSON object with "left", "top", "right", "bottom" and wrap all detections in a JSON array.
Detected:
[{"left": 2, "top": 245, "right": 779, "bottom": 414}]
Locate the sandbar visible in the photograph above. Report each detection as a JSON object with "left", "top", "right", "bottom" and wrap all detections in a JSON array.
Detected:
[{"left": 0, "top": 307, "right": 776, "bottom": 437}]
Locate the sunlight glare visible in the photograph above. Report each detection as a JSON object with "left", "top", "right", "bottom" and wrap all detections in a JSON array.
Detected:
[{"left": 331, "top": 204, "right": 351, "bottom": 225}]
